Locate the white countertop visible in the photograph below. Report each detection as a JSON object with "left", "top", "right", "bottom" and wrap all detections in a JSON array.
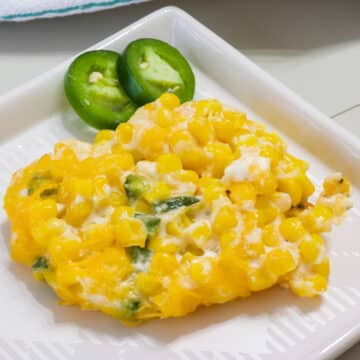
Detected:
[{"left": 0, "top": 0, "right": 359, "bottom": 358}]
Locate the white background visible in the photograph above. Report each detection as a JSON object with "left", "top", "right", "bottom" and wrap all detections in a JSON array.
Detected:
[{"left": 1, "top": 0, "right": 359, "bottom": 358}]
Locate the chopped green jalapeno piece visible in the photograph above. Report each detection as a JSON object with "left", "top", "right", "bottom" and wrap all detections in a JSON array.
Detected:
[
  {"left": 127, "top": 246, "right": 152, "bottom": 264},
  {"left": 118, "top": 38, "right": 195, "bottom": 105},
  {"left": 27, "top": 173, "right": 51, "bottom": 195},
  {"left": 40, "top": 188, "right": 58, "bottom": 199},
  {"left": 65, "top": 50, "right": 137, "bottom": 130},
  {"left": 32, "top": 256, "right": 49, "bottom": 271},
  {"left": 153, "top": 196, "right": 200, "bottom": 213},
  {"left": 134, "top": 213, "right": 161, "bottom": 238},
  {"left": 124, "top": 174, "right": 150, "bottom": 200},
  {"left": 120, "top": 298, "right": 141, "bottom": 319}
]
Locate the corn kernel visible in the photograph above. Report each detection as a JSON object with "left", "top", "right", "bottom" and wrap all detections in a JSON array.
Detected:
[
  {"left": 229, "top": 182, "right": 256, "bottom": 205},
  {"left": 264, "top": 248, "right": 297, "bottom": 277},
  {"left": 179, "top": 146, "right": 209, "bottom": 172},
  {"left": 155, "top": 108, "right": 174, "bottom": 127},
  {"left": 64, "top": 200, "right": 93, "bottom": 227},
  {"left": 94, "top": 130, "right": 114, "bottom": 143},
  {"left": 136, "top": 273, "right": 162, "bottom": 296},
  {"left": 150, "top": 253, "right": 178, "bottom": 275},
  {"left": 213, "top": 205, "right": 237, "bottom": 234},
  {"left": 278, "top": 178, "right": 302, "bottom": 206},
  {"left": 301, "top": 204, "right": 333, "bottom": 232},
  {"left": 156, "top": 154, "right": 183, "bottom": 174},
  {"left": 139, "top": 126, "right": 167, "bottom": 160},
  {"left": 143, "top": 182, "right": 171, "bottom": 203},
  {"left": 83, "top": 224, "right": 115, "bottom": 251},
  {"left": 190, "top": 221, "right": 211, "bottom": 248},
  {"left": 249, "top": 267, "right": 276, "bottom": 292},
  {"left": 159, "top": 93, "right": 180, "bottom": 109},
  {"left": 279, "top": 217, "right": 306, "bottom": 242},
  {"left": 116, "top": 123, "right": 133, "bottom": 144},
  {"left": 312, "top": 256, "right": 330, "bottom": 277},
  {"left": 188, "top": 116, "right": 214, "bottom": 145},
  {"left": 299, "top": 234, "right": 324, "bottom": 263},
  {"left": 262, "top": 223, "right": 281, "bottom": 247},
  {"left": 111, "top": 206, "right": 134, "bottom": 223},
  {"left": 205, "top": 142, "right": 233, "bottom": 177},
  {"left": 114, "top": 218, "right": 147, "bottom": 248}
]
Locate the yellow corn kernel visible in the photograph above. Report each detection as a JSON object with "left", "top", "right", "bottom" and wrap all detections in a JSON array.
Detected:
[
  {"left": 256, "top": 202, "right": 278, "bottom": 227},
  {"left": 111, "top": 206, "right": 134, "bottom": 223},
  {"left": 323, "top": 174, "right": 350, "bottom": 196},
  {"left": 249, "top": 267, "right": 276, "bottom": 292},
  {"left": 56, "top": 262, "right": 80, "bottom": 287},
  {"left": 109, "top": 191, "right": 128, "bottom": 207},
  {"left": 233, "top": 135, "right": 258, "bottom": 153},
  {"left": 262, "top": 223, "right": 281, "bottom": 247},
  {"left": 264, "top": 248, "right": 297, "bottom": 277},
  {"left": 159, "top": 93, "right": 180, "bottom": 109},
  {"left": 48, "top": 236, "right": 82, "bottom": 266},
  {"left": 175, "top": 170, "right": 199, "bottom": 186},
  {"left": 271, "top": 192, "right": 292, "bottom": 213},
  {"left": 189, "top": 260, "right": 210, "bottom": 285},
  {"left": 139, "top": 126, "right": 168, "bottom": 159},
  {"left": 155, "top": 108, "right": 174, "bottom": 127},
  {"left": 312, "top": 256, "right": 330, "bottom": 277},
  {"left": 213, "top": 111, "right": 247, "bottom": 143},
  {"left": 298, "top": 173, "right": 315, "bottom": 200},
  {"left": 219, "top": 248, "right": 249, "bottom": 277},
  {"left": 245, "top": 238, "right": 265, "bottom": 257},
  {"left": 166, "top": 215, "right": 191, "bottom": 236},
  {"left": 278, "top": 178, "right": 302, "bottom": 206},
  {"left": 31, "top": 218, "right": 66, "bottom": 248},
  {"left": 156, "top": 153, "right": 183, "bottom": 174},
  {"left": 301, "top": 204, "right": 333, "bottom": 232},
  {"left": 143, "top": 182, "right": 171, "bottom": 203},
  {"left": 299, "top": 234, "right": 324, "bottom": 264},
  {"left": 60, "top": 177, "right": 94, "bottom": 203},
  {"left": 213, "top": 205, "right": 237, "bottom": 234},
  {"left": 259, "top": 144, "right": 280, "bottom": 167},
  {"left": 133, "top": 199, "right": 152, "bottom": 214},
  {"left": 205, "top": 142, "right": 233, "bottom": 177},
  {"left": 29, "top": 199, "right": 58, "bottom": 224},
  {"left": 220, "top": 230, "right": 239, "bottom": 249},
  {"left": 195, "top": 99, "right": 222, "bottom": 117},
  {"left": 94, "top": 130, "right": 114, "bottom": 143},
  {"left": 152, "top": 281, "right": 201, "bottom": 318},
  {"left": 114, "top": 218, "right": 147, "bottom": 248},
  {"left": 200, "top": 181, "right": 226, "bottom": 202},
  {"left": 190, "top": 221, "right": 211, "bottom": 248},
  {"left": 64, "top": 200, "right": 93, "bottom": 227},
  {"left": 149, "top": 236, "right": 180, "bottom": 253},
  {"left": 188, "top": 116, "right": 214, "bottom": 145},
  {"left": 97, "top": 153, "right": 134, "bottom": 180},
  {"left": 116, "top": 123, "right": 133, "bottom": 144},
  {"left": 229, "top": 182, "right": 256, "bottom": 205},
  {"left": 279, "top": 217, "right": 306, "bottom": 242},
  {"left": 255, "top": 173, "right": 277, "bottom": 196},
  {"left": 136, "top": 273, "right": 162, "bottom": 296},
  {"left": 150, "top": 253, "right": 178, "bottom": 275},
  {"left": 83, "top": 224, "right": 115, "bottom": 251},
  {"left": 168, "top": 130, "right": 195, "bottom": 151},
  {"left": 290, "top": 274, "right": 327, "bottom": 297},
  {"left": 179, "top": 146, "right": 209, "bottom": 172}
]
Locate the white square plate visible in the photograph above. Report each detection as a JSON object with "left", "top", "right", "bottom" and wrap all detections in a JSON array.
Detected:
[{"left": 0, "top": 7, "right": 360, "bottom": 360}]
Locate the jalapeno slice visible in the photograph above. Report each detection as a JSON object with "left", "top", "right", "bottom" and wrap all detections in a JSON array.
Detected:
[
  {"left": 64, "top": 50, "right": 137, "bottom": 130},
  {"left": 118, "top": 39, "right": 195, "bottom": 105}
]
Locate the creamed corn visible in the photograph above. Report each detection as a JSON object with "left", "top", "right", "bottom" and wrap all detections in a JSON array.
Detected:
[{"left": 4, "top": 94, "right": 352, "bottom": 324}]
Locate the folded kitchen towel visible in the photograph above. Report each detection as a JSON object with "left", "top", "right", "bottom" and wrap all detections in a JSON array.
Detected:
[{"left": 0, "top": 0, "right": 149, "bottom": 21}]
